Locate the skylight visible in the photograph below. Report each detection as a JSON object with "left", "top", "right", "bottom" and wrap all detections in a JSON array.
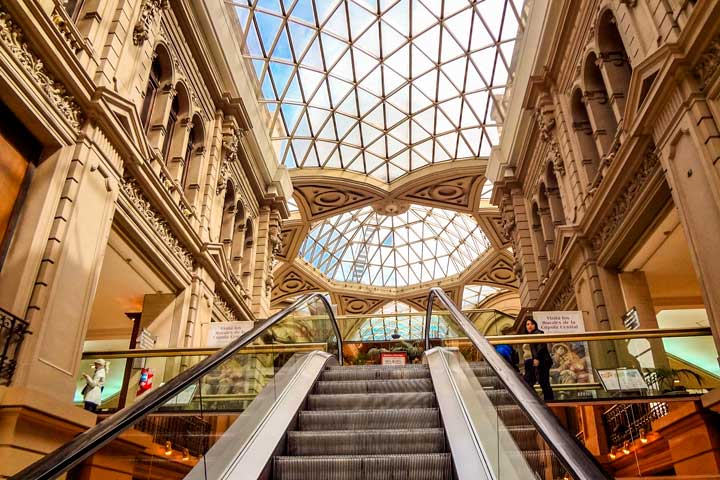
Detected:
[
  {"left": 299, "top": 204, "right": 491, "bottom": 287},
  {"left": 229, "top": 0, "right": 524, "bottom": 182}
]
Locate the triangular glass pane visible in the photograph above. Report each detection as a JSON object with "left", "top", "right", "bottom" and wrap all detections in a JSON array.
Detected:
[
  {"left": 356, "top": 21, "right": 381, "bottom": 58},
  {"left": 298, "top": 67, "right": 324, "bottom": 97},
  {"left": 287, "top": 21, "right": 316, "bottom": 57},
  {"left": 382, "top": 66, "right": 406, "bottom": 95},
  {"left": 321, "top": 32, "right": 348, "bottom": 66},
  {"left": 302, "top": 36, "right": 325, "bottom": 69},
  {"left": 353, "top": 47, "right": 377, "bottom": 79},
  {"left": 337, "top": 92, "right": 359, "bottom": 116},
  {"left": 380, "top": 20, "right": 408, "bottom": 54},
  {"left": 439, "top": 27, "right": 465, "bottom": 63},
  {"left": 411, "top": 0, "right": 438, "bottom": 33},
  {"left": 328, "top": 77, "right": 354, "bottom": 106},
  {"left": 348, "top": 2, "right": 376, "bottom": 40},
  {"left": 268, "top": 61, "right": 294, "bottom": 95},
  {"left": 271, "top": 28, "right": 294, "bottom": 61},
  {"left": 361, "top": 66, "right": 384, "bottom": 96},
  {"left": 289, "top": 0, "right": 315, "bottom": 24},
  {"left": 470, "top": 12, "right": 494, "bottom": 50},
  {"left": 310, "top": 80, "right": 331, "bottom": 108},
  {"left": 332, "top": 49, "right": 355, "bottom": 81},
  {"left": 255, "top": 11, "right": 283, "bottom": 48},
  {"left": 294, "top": 112, "right": 312, "bottom": 136},
  {"left": 410, "top": 44, "right": 436, "bottom": 78},
  {"left": 324, "top": 3, "right": 349, "bottom": 39},
  {"left": 384, "top": 43, "right": 410, "bottom": 79},
  {"left": 414, "top": 24, "right": 440, "bottom": 62}
]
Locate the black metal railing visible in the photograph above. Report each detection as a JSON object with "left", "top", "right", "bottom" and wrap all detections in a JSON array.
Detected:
[
  {"left": 604, "top": 401, "right": 668, "bottom": 447},
  {"left": 0, "top": 307, "right": 30, "bottom": 386}
]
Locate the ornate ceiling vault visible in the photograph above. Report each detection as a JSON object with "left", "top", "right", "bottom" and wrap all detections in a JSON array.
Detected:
[{"left": 224, "top": 0, "right": 525, "bottom": 312}]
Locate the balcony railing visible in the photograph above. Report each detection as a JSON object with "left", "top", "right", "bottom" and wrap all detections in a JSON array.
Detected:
[{"left": 0, "top": 307, "right": 31, "bottom": 386}]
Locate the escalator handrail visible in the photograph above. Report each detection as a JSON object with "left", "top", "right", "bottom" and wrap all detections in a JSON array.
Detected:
[
  {"left": 423, "top": 287, "right": 612, "bottom": 480},
  {"left": 11, "top": 293, "right": 342, "bottom": 480}
]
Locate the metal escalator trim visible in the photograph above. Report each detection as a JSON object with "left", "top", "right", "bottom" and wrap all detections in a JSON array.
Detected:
[
  {"left": 424, "top": 287, "right": 612, "bottom": 480},
  {"left": 185, "top": 350, "right": 335, "bottom": 480},
  {"left": 10, "top": 292, "right": 342, "bottom": 480},
  {"left": 425, "top": 347, "right": 538, "bottom": 480}
]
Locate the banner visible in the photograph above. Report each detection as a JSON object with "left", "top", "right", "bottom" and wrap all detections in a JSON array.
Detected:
[
  {"left": 207, "top": 321, "right": 255, "bottom": 348},
  {"left": 532, "top": 311, "right": 593, "bottom": 385}
]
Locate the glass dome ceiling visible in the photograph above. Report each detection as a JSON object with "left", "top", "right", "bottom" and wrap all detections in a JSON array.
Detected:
[
  {"left": 299, "top": 204, "right": 491, "bottom": 287},
  {"left": 230, "top": 0, "right": 524, "bottom": 181}
]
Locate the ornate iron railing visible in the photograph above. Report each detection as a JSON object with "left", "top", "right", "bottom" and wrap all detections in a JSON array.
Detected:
[
  {"left": 0, "top": 307, "right": 31, "bottom": 386},
  {"left": 603, "top": 401, "right": 669, "bottom": 447}
]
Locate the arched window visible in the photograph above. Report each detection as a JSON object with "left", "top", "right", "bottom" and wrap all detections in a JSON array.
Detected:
[
  {"left": 219, "top": 182, "right": 236, "bottom": 258},
  {"left": 530, "top": 202, "right": 548, "bottom": 277},
  {"left": 161, "top": 95, "right": 179, "bottom": 162},
  {"left": 597, "top": 10, "right": 632, "bottom": 121},
  {"left": 140, "top": 58, "right": 161, "bottom": 130},
  {"left": 545, "top": 162, "right": 566, "bottom": 225},
  {"left": 181, "top": 125, "right": 195, "bottom": 188},
  {"left": 537, "top": 184, "right": 556, "bottom": 260},
  {"left": 583, "top": 52, "right": 617, "bottom": 158},
  {"left": 230, "top": 202, "right": 246, "bottom": 275},
  {"left": 241, "top": 219, "right": 255, "bottom": 291},
  {"left": 571, "top": 89, "right": 601, "bottom": 184}
]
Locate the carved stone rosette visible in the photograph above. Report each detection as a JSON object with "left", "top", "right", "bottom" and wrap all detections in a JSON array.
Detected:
[
  {"left": 133, "top": 0, "right": 169, "bottom": 46},
  {"left": 0, "top": 7, "right": 83, "bottom": 130},
  {"left": 535, "top": 102, "right": 565, "bottom": 176},
  {"left": 122, "top": 179, "right": 194, "bottom": 270}
]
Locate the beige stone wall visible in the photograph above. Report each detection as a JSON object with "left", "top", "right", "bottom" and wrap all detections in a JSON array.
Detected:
[
  {"left": 0, "top": 1, "right": 292, "bottom": 470},
  {"left": 490, "top": 0, "right": 720, "bottom": 363}
]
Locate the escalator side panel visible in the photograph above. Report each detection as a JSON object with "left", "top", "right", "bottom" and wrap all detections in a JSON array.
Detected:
[
  {"left": 184, "top": 351, "right": 335, "bottom": 480},
  {"left": 425, "top": 347, "right": 537, "bottom": 480}
]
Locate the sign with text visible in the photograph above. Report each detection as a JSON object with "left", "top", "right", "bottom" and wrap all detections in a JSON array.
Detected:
[
  {"left": 596, "top": 368, "right": 648, "bottom": 391},
  {"left": 207, "top": 321, "right": 254, "bottom": 348},
  {"left": 381, "top": 352, "right": 408, "bottom": 366},
  {"left": 532, "top": 311, "right": 585, "bottom": 333},
  {"left": 532, "top": 311, "right": 593, "bottom": 385}
]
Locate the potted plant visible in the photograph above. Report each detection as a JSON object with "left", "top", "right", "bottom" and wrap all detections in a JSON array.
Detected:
[{"left": 643, "top": 367, "right": 702, "bottom": 393}]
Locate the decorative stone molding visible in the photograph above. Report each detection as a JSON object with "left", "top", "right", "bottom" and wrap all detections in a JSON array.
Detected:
[
  {"left": 547, "top": 277, "right": 575, "bottom": 311},
  {"left": 619, "top": 0, "right": 637, "bottom": 6},
  {"left": 535, "top": 101, "right": 565, "bottom": 176},
  {"left": 265, "top": 221, "right": 283, "bottom": 294},
  {"left": 0, "top": 7, "right": 83, "bottom": 130},
  {"left": 272, "top": 267, "right": 323, "bottom": 301},
  {"left": 694, "top": 35, "right": 720, "bottom": 91},
  {"left": 337, "top": 295, "right": 386, "bottom": 315},
  {"left": 223, "top": 128, "right": 243, "bottom": 162},
  {"left": 591, "top": 144, "right": 660, "bottom": 252},
  {"left": 51, "top": 5, "right": 83, "bottom": 53},
  {"left": 133, "top": 0, "right": 169, "bottom": 46},
  {"left": 122, "top": 179, "right": 194, "bottom": 270},
  {"left": 216, "top": 159, "right": 232, "bottom": 195},
  {"left": 213, "top": 296, "right": 239, "bottom": 323}
]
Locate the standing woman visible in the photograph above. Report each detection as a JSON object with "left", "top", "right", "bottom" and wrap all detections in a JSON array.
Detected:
[
  {"left": 523, "top": 318, "right": 554, "bottom": 401},
  {"left": 82, "top": 359, "right": 108, "bottom": 412}
]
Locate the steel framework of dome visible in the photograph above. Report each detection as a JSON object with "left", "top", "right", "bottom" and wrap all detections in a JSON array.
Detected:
[{"left": 230, "top": 0, "right": 523, "bottom": 182}]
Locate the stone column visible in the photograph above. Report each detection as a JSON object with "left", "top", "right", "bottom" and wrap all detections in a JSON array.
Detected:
[
  {"left": 584, "top": 90, "right": 617, "bottom": 158},
  {"left": 618, "top": 271, "right": 668, "bottom": 369},
  {"left": 654, "top": 85, "right": 720, "bottom": 363},
  {"left": 12, "top": 129, "right": 120, "bottom": 404},
  {"left": 499, "top": 187, "right": 540, "bottom": 309},
  {"left": 597, "top": 53, "right": 632, "bottom": 123},
  {"left": 251, "top": 207, "right": 282, "bottom": 317}
]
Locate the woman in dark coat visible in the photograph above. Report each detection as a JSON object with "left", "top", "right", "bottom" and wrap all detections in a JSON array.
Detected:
[{"left": 523, "top": 318, "right": 554, "bottom": 401}]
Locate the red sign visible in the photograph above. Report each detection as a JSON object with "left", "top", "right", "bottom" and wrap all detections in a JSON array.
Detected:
[{"left": 380, "top": 352, "right": 408, "bottom": 366}]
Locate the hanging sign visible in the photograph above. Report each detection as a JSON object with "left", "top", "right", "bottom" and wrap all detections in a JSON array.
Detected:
[
  {"left": 532, "top": 311, "right": 585, "bottom": 333},
  {"left": 207, "top": 321, "right": 255, "bottom": 348}
]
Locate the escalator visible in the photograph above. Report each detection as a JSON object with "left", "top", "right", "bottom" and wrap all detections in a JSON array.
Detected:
[{"left": 10, "top": 289, "right": 611, "bottom": 480}]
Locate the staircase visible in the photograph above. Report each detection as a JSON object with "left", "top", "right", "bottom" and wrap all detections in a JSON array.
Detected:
[
  {"left": 470, "top": 361, "right": 566, "bottom": 479},
  {"left": 273, "top": 364, "right": 452, "bottom": 480}
]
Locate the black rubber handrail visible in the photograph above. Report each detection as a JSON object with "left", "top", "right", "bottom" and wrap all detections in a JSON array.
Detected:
[
  {"left": 423, "top": 287, "right": 612, "bottom": 480},
  {"left": 10, "top": 293, "right": 341, "bottom": 480}
]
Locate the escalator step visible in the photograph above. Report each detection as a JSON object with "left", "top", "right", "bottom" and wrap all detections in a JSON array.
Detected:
[
  {"left": 326, "top": 364, "right": 429, "bottom": 370},
  {"left": 287, "top": 429, "right": 446, "bottom": 455},
  {"left": 273, "top": 453, "right": 452, "bottom": 480},
  {"left": 476, "top": 375, "right": 503, "bottom": 389},
  {"left": 505, "top": 426, "right": 541, "bottom": 450},
  {"left": 468, "top": 363, "right": 494, "bottom": 376},
  {"left": 307, "top": 392, "right": 436, "bottom": 410},
  {"left": 484, "top": 389, "right": 514, "bottom": 405},
  {"left": 496, "top": 405, "right": 530, "bottom": 426},
  {"left": 519, "top": 449, "right": 566, "bottom": 478},
  {"left": 299, "top": 408, "right": 441, "bottom": 431},
  {"left": 321, "top": 366, "right": 430, "bottom": 381},
  {"left": 314, "top": 378, "right": 434, "bottom": 394}
]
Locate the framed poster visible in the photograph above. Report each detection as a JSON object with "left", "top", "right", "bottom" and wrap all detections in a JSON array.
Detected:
[
  {"left": 533, "top": 311, "right": 594, "bottom": 385},
  {"left": 381, "top": 352, "right": 408, "bottom": 366}
]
